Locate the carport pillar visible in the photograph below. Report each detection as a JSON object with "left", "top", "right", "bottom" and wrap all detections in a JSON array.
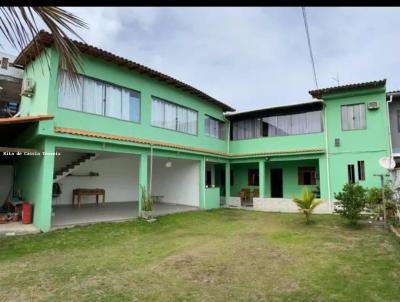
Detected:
[
  {"left": 199, "top": 158, "right": 206, "bottom": 209},
  {"left": 138, "top": 153, "right": 148, "bottom": 216},
  {"left": 225, "top": 162, "right": 231, "bottom": 205},
  {"left": 259, "top": 160, "right": 266, "bottom": 198}
]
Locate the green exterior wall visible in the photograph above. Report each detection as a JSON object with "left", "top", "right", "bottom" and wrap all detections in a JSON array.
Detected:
[
  {"left": 204, "top": 188, "right": 220, "bottom": 209},
  {"left": 229, "top": 159, "right": 319, "bottom": 199},
  {"left": 229, "top": 132, "right": 325, "bottom": 155},
  {"left": 323, "top": 87, "right": 390, "bottom": 198}
]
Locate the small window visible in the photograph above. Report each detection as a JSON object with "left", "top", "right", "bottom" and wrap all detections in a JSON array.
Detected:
[
  {"left": 357, "top": 160, "right": 365, "bottom": 181},
  {"left": 298, "top": 167, "right": 316, "bottom": 185},
  {"left": 348, "top": 164, "right": 355, "bottom": 184},
  {"left": 248, "top": 169, "right": 259, "bottom": 186},
  {"left": 1, "top": 57, "right": 8, "bottom": 69},
  {"left": 341, "top": 104, "right": 366, "bottom": 130}
]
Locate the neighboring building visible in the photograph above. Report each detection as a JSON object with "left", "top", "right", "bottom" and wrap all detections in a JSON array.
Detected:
[
  {"left": 0, "top": 31, "right": 394, "bottom": 231},
  {"left": 0, "top": 51, "right": 23, "bottom": 117}
]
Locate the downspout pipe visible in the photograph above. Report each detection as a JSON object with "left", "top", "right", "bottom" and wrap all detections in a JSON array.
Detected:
[{"left": 322, "top": 99, "right": 332, "bottom": 211}]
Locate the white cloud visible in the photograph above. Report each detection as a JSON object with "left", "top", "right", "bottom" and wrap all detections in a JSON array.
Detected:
[{"left": 1, "top": 7, "right": 399, "bottom": 111}]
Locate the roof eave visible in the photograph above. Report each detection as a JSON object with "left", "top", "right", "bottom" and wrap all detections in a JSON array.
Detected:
[{"left": 15, "top": 31, "right": 235, "bottom": 113}]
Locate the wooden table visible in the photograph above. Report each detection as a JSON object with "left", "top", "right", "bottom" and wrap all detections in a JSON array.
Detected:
[{"left": 72, "top": 188, "right": 105, "bottom": 208}]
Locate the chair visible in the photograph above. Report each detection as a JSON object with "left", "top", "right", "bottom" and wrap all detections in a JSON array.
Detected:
[{"left": 239, "top": 188, "right": 251, "bottom": 206}]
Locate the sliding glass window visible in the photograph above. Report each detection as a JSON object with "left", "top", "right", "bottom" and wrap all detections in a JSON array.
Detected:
[
  {"left": 231, "top": 110, "right": 323, "bottom": 140},
  {"left": 58, "top": 71, "right": 140, "bottom": 122},
  {"left": 205, "top": 115, "right": 225, "bottom": 139},
  {"left": 151, "top": 96, "right": 197, "bottom": 135}
]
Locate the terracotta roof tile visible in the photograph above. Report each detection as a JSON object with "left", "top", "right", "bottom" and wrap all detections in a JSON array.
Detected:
[
  {"left": 54, "top": 126, "right": 324, "bottom": 158},
  {"left": 14, "top": 31, "right": 235, "bottom": 112},
  {"left": 309, "top": 79, "right": 386, "bottom": 98},
  {"left": 0, "top": 115, "right": 53, "bottom": 125}
]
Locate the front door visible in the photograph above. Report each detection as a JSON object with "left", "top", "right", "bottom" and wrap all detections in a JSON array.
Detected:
[{"left": 270, "top": 168, "right": 283, "bottom": 198}]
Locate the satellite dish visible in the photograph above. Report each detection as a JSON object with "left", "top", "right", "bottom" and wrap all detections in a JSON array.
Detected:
[{"left": 379, "top": 157, "right": 396, "bottom": 170}]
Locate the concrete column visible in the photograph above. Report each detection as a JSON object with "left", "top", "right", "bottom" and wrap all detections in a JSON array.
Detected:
[
  {"left": 138, "top": 153, "right": 148, "bottom": 216},
  {"left": 318, "top": 156, "right": 329, "bottom": 201},
  {"left": 225, "top": 162, "right": 231, "bottom": 204},
  {"left": 259, "top": 160, "right": 266, "bottom": 198},
  {"left": 199, "top": 158, "right": 206, "bottom": 209},
  {"left": 36, "top": 140, "right": 55, "bottom": 231}
]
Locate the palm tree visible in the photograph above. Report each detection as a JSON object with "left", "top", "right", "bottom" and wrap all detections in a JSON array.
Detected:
[
  {"left": 0, "top": 7, "right": 88, "bottom": 87},
  {"left": 293, "top": 187, "right": 322, "bottom": 223}
]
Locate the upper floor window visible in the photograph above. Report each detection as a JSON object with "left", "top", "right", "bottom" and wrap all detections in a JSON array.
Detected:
[
  {"left": 205, "top": 115, "right": 225, "bottom": 139},
  {"left": 58, "top": 71, "right": 140, "bottom": 122},
  {"left": 231, "top": 110, "right": 323, "bottom": 140},
  {"left": 151, "top": 97, "right": 197, "bottom": 135},
  {"left": 341, "top": 103, "right": 366, "bottom": 130},
  {"left": 263, "top": 111, "right": 322, "bottom": 137},
  {"left": 231, "top": 119, "right": 262, "bottom": 140}
]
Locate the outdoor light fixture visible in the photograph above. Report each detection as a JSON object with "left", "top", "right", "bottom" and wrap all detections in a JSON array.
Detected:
[{"left": 165, "top": 161, "right": 172, "bottom": 168}]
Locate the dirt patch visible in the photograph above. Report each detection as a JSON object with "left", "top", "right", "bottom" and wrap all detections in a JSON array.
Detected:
[{"left": 156, "top": 253, "right": 226, "bottom": 285}]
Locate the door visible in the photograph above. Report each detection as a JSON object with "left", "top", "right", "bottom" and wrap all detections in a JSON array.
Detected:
[{"left": 270, "top": 168, "right": 283, "bottom": 198}]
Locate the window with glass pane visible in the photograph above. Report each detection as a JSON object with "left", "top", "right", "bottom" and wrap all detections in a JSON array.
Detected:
[
  {"left": 121, "top": 90, "right": 140, "bottom": 122},
  {"left": 151, "top": 97, "right": 197, "bottom": 135},
  {"left": 83, "top": 77, "right": 104, "bottom": 115},
  {"left": 205, "top": 115, "right": 225, "bottom": 139},
  {"left": 232, "top": 110, "right": 323, "bottom": 140},
  {"left": 58, "top": 74, "right": 83, "bottom": 111},
  {"left": 231, "top": 119, "right": 261, "bottom": 140},
  {"left": 187, "top": 110, "right": 197, "bottom": 135},
  {"left": 105, "top": 85, "right": 122, "bottom": 119},
  {"left": 58, "top": 71, "right": 140, "bottom": 122},
  {"left": 341, "top": 104, "right": 366, "bottom": 130}
]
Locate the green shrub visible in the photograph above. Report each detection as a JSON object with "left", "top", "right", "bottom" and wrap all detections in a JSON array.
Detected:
[
  {"left": 335, "top": 183, "right": 367, "bottom": 225},
  {"left": 367, "top": 184, "right": 394, "bottom": 205}
]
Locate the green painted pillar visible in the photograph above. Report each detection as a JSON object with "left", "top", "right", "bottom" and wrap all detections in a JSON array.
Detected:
[
  {"left": 32, "top": 140, "right": 55, "bottom": 232},
  {"left": 225, "top": 162, "right": 230, "bottom": 205},
  {"left": 259, "top": 160, "right": 266, "bottom": 198},
  {"left": 138, "top": 153, "right": 148, "bottom": 216},
  {"left": 199, "top": 158, "right": 206, "bottom": 209},
  {"left": 318, "top": 156, "right": 329, "bottom": 200}
]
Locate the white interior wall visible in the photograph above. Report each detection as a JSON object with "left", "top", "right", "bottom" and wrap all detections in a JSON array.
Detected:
[
  {"left": 0, "top": 165, "right": 13, "bottom": 205},
  {"left": 150, "top": 157, "right": 199, "bottom": 207},
  {"left": 54, "top": 150, "right": 83, "bottom": 172},
  {"left": 53, "top": 154, "right": 139, "bottom": 205}
]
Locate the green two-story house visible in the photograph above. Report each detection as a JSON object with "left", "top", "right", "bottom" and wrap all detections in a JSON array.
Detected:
[{"left": 0, "top": 31, "right": 392, "bottom": 232}]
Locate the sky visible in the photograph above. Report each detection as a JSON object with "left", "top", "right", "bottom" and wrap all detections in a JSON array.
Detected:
[{"left": 1, "top": 7, "right": 399, "bottom": 112}]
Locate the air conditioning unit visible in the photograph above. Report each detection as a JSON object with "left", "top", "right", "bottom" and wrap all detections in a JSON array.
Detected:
[
  {"left": 21, "top": 78, "right": 35, "bottom": 97},
  {"left": 367, "top": 101, "right": 379, "bottom": 110}
]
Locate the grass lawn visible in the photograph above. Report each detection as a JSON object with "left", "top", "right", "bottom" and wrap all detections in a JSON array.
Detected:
[{"left": 1, "top": 209, "right": 400, "bottom": 302}]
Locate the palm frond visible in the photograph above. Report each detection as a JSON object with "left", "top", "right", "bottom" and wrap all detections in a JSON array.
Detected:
[
  {"left": 0, "top": 6, "right": 88, "bottom": 90},
  {"left": 292, "top": 187, "right": 321, "bottom": 223}
]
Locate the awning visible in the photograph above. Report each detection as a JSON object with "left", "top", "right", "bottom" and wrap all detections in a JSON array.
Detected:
[{"left": 0, "top": 115, "right": 54, "bottom": 157}]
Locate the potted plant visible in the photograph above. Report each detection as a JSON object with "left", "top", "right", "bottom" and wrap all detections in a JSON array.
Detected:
[{"left": 140, "top": 185, "right": 154, "bottom": 220}]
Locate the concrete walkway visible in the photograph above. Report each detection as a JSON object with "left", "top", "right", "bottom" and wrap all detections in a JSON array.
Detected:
[
  {"left": 51, "top": 201, "right": 198, "bottom": 228},
  {"left": 0, "top": 222, "right": 39, "bottom": 237}
]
